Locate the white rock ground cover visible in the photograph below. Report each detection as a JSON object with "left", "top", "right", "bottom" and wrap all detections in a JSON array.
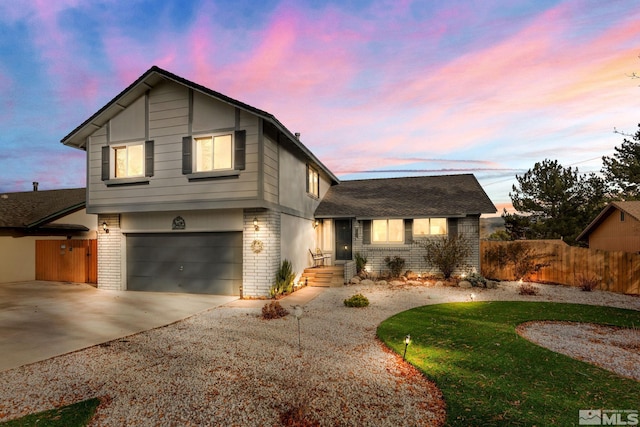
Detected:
[{"left": 0, "top": 282, "right": 638, "bottom": 426}]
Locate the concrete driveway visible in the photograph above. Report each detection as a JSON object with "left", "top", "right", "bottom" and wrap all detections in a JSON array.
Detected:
[{"left": 0, "top": 281, "right": 238, "bottom": 372}]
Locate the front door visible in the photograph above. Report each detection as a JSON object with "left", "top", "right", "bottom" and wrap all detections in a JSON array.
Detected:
[{"left": 335, "top": 219, "right": 352, "bottom": 261}]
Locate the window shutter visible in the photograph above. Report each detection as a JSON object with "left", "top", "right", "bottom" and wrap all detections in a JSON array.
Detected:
[
  {"left": 448, "top": 218, "right": 458, "bottom": 238},
  {"left": 404, "top": 219, "right": 413, "bottom": 244},
  {"left": 101, "top": 146, "right": 110, "bottom": 181},
  {"left": 234, "top": 130, "right": 246, "bottom": 170},
  {"left": 145, "top": 140, "right": 154, "bottom": 177},
  {"left": 363, "top": 220, "right": 371, "bottom": 244},
  {"left": 182, "top": 136, "right": 192, "bottom": 174},
  {"left": 305, "top": 165, "right": 310, "bottom": 193}
]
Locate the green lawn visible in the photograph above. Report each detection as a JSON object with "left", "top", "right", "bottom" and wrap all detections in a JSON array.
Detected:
[
  {"left": 377, "top": 301, "right": 640, "bottom": 426},
  {"left": 0, "top": 398, "right": 99, "bottom": 427}
]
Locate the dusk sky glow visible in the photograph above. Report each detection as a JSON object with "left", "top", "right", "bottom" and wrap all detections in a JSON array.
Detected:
[{"left": 1, "top": 0, "right": 639, "bottom": 213}]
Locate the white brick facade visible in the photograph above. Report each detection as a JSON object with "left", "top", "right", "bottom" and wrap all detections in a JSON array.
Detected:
[
  {"left": 97, "top": 213, "right": 123, "bottom": 290},
  {"left": 242, "top": 209, "right": 281, "bottom": 297}
]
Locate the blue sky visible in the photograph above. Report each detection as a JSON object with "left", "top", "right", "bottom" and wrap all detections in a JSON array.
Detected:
[{"left": 1, "top": 0, "right": 639, "bottom": 213}]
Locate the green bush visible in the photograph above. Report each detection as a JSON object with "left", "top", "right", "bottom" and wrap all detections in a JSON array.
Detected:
[
  {"left": 270, "top": 259, "right": 296, "bottom": 298},
  {"left": 466, "top": 272, "right": 487, "bottom": 287},
  {"left": 384, "top": 256, "right": 405, "bottom": 277},
  {"left": 354, "top": 252, "right": 368, "bottom": 274},
  {"left": 344, "top": 293, "right": 370, "bottom": 307},
  {"left": 262, "top": 301, "right": 289, "bottom": 319}
]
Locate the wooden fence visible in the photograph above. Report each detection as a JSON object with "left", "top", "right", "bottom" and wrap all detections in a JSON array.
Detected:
[
  {"left": 36, "top": 239, "right": 97, "bottom": 284},
  {"left": 480, "top": 240, "right": 640, "bottom": 295}
]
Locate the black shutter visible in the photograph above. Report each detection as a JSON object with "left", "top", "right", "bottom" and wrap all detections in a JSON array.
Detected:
[
  {"left": 101, "top": 146, "right": 110, "bottom": 181},
  {"left": 363, "top": 220, "right": 371, "bottom": 244},
  {"left": 404, "top": 219, "right": 413, "bottom": 244},
  {"left": 145, "top": 140, "right": 154, "bottom": 177},
  {"left": 448, "top": 218, "right": 458, "bottom": 238},
  {"left": 305, "top": 164, "right": 310, "bottom": 193},
  {"left": 182, "top": 136, "right": 192, "bottom": 174},
  {"left": 234, "top": 130, "right": 246, "bottom": 170}
]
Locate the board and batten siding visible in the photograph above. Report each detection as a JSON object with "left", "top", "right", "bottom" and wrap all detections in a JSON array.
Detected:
[
  {"left": 263, "top": 135, "right": 279, "bottom": 204},
  {"left": 589, "top": 208, "right": 640, "bottom": 252},
  {"left": 86, "top": 80, "right": 260, "bottom": 213}
]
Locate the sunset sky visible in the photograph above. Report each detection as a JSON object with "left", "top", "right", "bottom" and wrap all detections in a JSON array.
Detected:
[{"left": 1, "top": 0, "right": 639, "bottom": 213}]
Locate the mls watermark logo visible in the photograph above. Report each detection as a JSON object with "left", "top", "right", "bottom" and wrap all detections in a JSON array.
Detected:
[{"left": 579, "top": 409, "right": 639, "bottom": 425}]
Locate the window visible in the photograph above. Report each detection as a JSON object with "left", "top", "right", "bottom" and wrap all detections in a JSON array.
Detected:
[
  {"left": 621, "top": 211, "right": 625, "bottom": 222},
  {"left": 101, "top": 140, "right": 153, "bottom": 183},
  {"left": 195, "top": 134, "right": 233, "bottom": 172},
  {"left": 372, "top": 219, "right": 404, "bottom": 243},
  {"left": 113, "top": 143, "right": 144, "bottom": 178},
  {"left": 413, "top": 218, "right": 447, "bottom": 237},
  {"left": 307, "top": 165, "right": 319, "bottom": 198}
]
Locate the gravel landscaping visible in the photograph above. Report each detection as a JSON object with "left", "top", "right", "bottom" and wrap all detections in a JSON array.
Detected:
[{"left": 0, "top": 281, "right": 638, "bottom": 426}]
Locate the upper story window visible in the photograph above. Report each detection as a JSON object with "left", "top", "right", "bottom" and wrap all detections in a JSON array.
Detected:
[
  {"left": 372, "top": 219, "right": 404, "bottom": 243},
  {"left": 182, "top": 130, "right": 246, "bottom": 180},
  {"left": 620, "top": 211, "right": 625, "bottom": 222},
  {"left": 101, "top": 140, "right": 154, "bottom": 185},
  {"left": 195, "top": 134, "right": 233, "bottom": 172},
  {"left": 307, "top": 165, "right": 319, "bottom": 198},
  {"left": 114, "top": 143, "right": 144, "bottom": 178},
  {"left": 413, "top": 218, "right": 447, "bottom": 237}
]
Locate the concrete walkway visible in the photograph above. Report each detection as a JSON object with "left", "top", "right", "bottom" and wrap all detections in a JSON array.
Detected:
[
  {"left": 0, "top": 281, "right": 237, "bottom": 372},
  {"left": 0, "top": 282, "right": 327, "bottom": 372}
]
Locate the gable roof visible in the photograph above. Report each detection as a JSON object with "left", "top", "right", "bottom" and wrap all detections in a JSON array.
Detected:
[
  {"left": 577, "top": 201, "right": 640, "bottom": 241},
  {"left": 0, "top": 188, "right": 88, "bottom": 232},
  {"left": 61, "top": 65, "right": 338, "bottom": 184},
  {"left": 314, "top": 174, "right": 497, "bottom": 218}
]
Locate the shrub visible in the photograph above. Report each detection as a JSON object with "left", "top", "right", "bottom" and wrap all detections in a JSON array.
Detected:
[
  {"left": 417, "top": 234, "right": 471, "bottom": 279},
  {"left": 466, "top": 272, "right": 487, "bottom": 288},
  {"left": 518, "top": 283, "right": 539, "bottom": 295},
  {"left": 344, "top": 293, "right": 370, "bottom": 307},
  {"left": 270, "top": 259, "right": 296, "bottom": 298},
  {"left": 262, "top": 301, "right": 289, "bottom": 319},
  {"left": 575, "top": 274, "right": 599, "bottom": 292},
  {"left": 384, "top": 256, "right": 406, "bottom": 277},
  {"left": 354, "top": 252, "right": 368, "bottom": 274}
]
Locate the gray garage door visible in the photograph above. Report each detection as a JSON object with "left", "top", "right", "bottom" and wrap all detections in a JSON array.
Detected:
[{"left": 126, "top": 232, "right": 242, "bottom": 295}]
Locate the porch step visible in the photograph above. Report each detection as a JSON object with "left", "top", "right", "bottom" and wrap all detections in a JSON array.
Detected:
[{"left": 300, "top": 266, "right": 344, "bottom": 288}]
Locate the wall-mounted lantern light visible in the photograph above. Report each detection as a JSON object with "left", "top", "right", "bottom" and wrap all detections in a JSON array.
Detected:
[
  {"left": 403, "top": 334, "right": 411, "bottom": 359},
  {"left": 102, "top": 222, "right": 109, "bottom": 234},
  {"left": 253, "top": 217, "right": 259, "bottom": 232},
  {"left": 313, "top": 219, "right": 320, "bottom": 229}
]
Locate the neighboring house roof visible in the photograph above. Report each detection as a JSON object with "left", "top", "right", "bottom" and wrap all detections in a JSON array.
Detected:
[
  {"left": 577, "top": 201, "right": 640, "bottom": 241},
  {"left": 0, "top": 188, "right": 88, "bottom": 234},
  {"left": 60, "top": 65, "right": 339, "bottom": 185},
  {"left": 314, "top": 174, "right": 497, "bottom": 218}
]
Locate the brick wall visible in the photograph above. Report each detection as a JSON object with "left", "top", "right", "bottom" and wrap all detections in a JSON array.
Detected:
[
  {"left": 242, "top": 209, "right": 281, "bottom": 297},
  {"left": 97, "top": 213, "right": 122, "bottom": 290},
  {"left": 352, "top": 216, "right": 481, "bottom": 278}
]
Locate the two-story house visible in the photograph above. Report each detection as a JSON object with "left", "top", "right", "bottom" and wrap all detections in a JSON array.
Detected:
[{"left": 62, "top": 66, "right": 496, "bottom": 297}]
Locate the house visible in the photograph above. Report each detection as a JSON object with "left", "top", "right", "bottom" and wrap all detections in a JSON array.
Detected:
[
  {"left": 62, "top": 66, "right": 496, "bottom": 297},
  {"left": 314, "top": 175, "right": 497, "bottom": 277},
  {"left": 0, "top": 185, "right": 97, "bottom": 283},
  {"left": 577, "top": 201, "right": 640, "bottom": 252}
]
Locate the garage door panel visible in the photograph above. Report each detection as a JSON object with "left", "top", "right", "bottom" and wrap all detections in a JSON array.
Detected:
[{"left": 126, "top": 232, "right": 242, "bottom": 295}]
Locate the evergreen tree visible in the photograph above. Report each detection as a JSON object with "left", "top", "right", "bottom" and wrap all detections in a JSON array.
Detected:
[{"left": 602, "top": 124, "right": 640, "bottom": 200}]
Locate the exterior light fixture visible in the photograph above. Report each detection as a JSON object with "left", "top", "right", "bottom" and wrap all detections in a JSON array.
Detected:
[
  {"left": 403, "top": 334, "right": 411, "bottom": 359},
  {"left": 253, "top": 217, "right": 259, "bottom": 231},
  {"left": 293, "top": 305, "right": 304, "bottom": 353},
  {"left": 102, "top": 222, "right": 109, "bottom": 233},
  {"left": 313, "top": 219, "right": 319, "bottom": 229},
  {"left": 470, "top": 293, "right": 476, "bottom": 301}
]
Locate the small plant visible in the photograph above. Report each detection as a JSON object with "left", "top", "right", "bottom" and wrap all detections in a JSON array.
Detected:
[
  {"left": 354, "top": 252, "right": 368, "bottom": 274},
  {"left": 262, "top": 301, "right": 289, "bottom": 319},
  {"left": 466, "top": 272, "right": 487, "bottom": 288},
  {"left": 575, "top": 274, "right": 599, "bottom": 292},
  {"left": 518, "top": 282, "right": 539, "bottom": 296},
  {"left": 384, "top": 255, "right": 406, "bottom": 277},
  {"left": 344, "top": 293, "right": 370, "bottom": 307},
  {"left": 270, "top": 259, "right": 296, "bottom": 298}
]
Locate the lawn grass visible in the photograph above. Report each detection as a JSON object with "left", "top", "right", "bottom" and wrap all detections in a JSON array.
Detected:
[
  {"left": 0, "top": 398, "right": 100, "bottom": 427},
  {"left": 377, "top": 301, "right": 640, "bottom": 426}
]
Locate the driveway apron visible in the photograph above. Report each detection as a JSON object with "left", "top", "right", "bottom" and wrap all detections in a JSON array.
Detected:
[{"left": 0, "top": 281, "right": 237, "bottom": 372}]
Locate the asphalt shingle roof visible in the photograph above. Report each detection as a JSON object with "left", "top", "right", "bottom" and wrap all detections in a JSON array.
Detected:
[
  {"left": 314, "top": 174, "right": 496, "bottom": 218},
  {"left": 0, "top": 188, "right": 86, "bottom": 229}
]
